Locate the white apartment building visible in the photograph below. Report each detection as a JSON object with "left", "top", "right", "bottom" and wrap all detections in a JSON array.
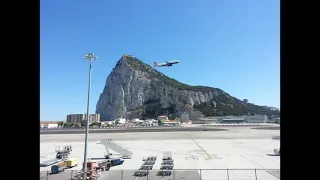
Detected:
[
  {"left": 40, "top": 121, "right": 59, "bottom": 129},
  {"left": 116, "top": 118, "right": 126, "bottom": 124},
  {"left": 66, "top": 114, "right": 100, "bottom": 124}
]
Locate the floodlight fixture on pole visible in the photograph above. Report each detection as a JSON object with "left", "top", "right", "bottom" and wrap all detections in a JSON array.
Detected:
[
  {"left": 82, "top": 52, "right": 98, "bottom": 178},
  {"left": 83, "top": 52, "right": 99, "bottom": 62}
]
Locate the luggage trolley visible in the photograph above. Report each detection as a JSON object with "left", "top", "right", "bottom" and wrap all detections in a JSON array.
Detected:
[
  {"left": 157, "top": 170, "right": 172, "bottom": 176},
  {"left": 139, "top": 165, "right": 153, "bottom": 170},
  {"left": 160, "top": 165, "right": 174, "bottom": 170},
  {"left": 161, "top": 160, "right": 174, "bottom": 165},
  {"left": 162, "top": 151, "right": 172, "bottom": 160},
  {"left": 133, "top": 170, "right": 149, "bottom": 177},
  {"left": 143, "top": 156, "right": 157, "bottom": 161},
  {"left": 143, "top": 161, "right": 156, "bottom": 165}
]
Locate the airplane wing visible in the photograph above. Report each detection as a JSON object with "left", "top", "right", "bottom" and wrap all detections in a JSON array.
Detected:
[{"left": 165, "top": 61, "right": 170, "bottom": 64}]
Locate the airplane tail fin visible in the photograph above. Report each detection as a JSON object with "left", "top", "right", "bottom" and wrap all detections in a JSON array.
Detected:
[{"left": 154, "top": 62, "right": 158, "bottom": 67}]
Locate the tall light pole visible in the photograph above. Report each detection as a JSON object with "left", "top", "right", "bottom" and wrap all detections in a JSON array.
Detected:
[{"left": 82, "top": 52, "right": 98, "bottom": 178}]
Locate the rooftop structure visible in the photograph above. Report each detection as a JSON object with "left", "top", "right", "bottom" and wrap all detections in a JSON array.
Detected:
[{"left": 157, "top": 116, "right": 168, "bottom": 121}]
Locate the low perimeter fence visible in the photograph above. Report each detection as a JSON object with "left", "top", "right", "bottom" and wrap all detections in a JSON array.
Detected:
[{"left": 40, "top": 169, "right": 280, "bottom": 180}]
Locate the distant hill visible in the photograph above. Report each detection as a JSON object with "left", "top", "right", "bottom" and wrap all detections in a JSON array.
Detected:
[{"left": 96, "top": 55, "right": 280, "bottom": 121}]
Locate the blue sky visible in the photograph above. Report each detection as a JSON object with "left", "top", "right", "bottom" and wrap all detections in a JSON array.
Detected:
[{"left": 40, "top": 0, "right": 280, "bottom": 121}]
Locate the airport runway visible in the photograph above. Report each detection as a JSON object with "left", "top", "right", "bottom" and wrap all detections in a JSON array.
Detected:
[
  {"left": 40, "top": 127, "right": 227, "bottom": 134},
  {"left": 251, "top": 126, "right": 280, "bottom": 130},
  {"left": 40, "top": 127, "right": 280, "bottom": 142},
  {"left": 40, "top": 125, "right": 278, "bottom": 135}
]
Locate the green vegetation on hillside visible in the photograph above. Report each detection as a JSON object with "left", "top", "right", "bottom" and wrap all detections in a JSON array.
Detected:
[
  {"left": 140, "top": 99, "right": 176, "bottom": 119},
  {"left": 193, "top": 100, "right": 280, "bottom": 117},
  {"left": 125, "top": 55, "right": 216, "bottom": 92}
]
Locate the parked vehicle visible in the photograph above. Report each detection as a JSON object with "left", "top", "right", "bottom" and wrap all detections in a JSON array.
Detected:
[
  {"left": 110, "top": 158, "right": 124, "bottom": 166},
  {"left": 51, "top": 162, "right": 66, "bottom": 174},
  {"left": 64, "top": 158, "right": 78, "bottom": 168}
]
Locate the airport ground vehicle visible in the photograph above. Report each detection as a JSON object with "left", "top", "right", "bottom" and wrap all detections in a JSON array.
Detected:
[
  {"left": 273, "top": 148, "right": 280, "bottom": 156},
  {"left": 64, "top": 158, "right": 78, "bottom": 168},
  {"left": 110, "top": 158, "right": 124, "bottom": 166},
  {"left": 51, "top": 162, "right": 66, "bottom": 174}
]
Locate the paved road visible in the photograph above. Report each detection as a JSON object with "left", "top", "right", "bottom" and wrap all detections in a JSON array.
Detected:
[
  {"left": 41, "top": 169, "right": 280, "bottom": 180},
  {"left": 40, "top": 128, "right": 280, "bottom": 142},
  {"left": 40, "top": 127, "right": 227, "bottom": 134},
  {"left": 40, "top": 171, "right": 77, "bottom": 180},
  {"left": 251, "top": 126, "right": 280, "bottom": 130},
  {"left": 40, "top": 124, "right": 279, "bottom": 135}
]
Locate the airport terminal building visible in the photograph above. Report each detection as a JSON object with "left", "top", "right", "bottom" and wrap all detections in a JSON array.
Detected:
[
  {"left": 198, "top": 115, "right": 268, "bottom": 124},
  {"left": 220, "top": 118, "right": 245, "bottom": 124},
  {"left": 66, "top": 114, "right": 100, "bottom": 124},
  {"left": 219, "top": 115, "right": 268, "bottom": 124}
]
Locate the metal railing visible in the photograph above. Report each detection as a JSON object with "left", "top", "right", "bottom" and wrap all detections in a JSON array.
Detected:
[{"left": 40, "top": 169, "right": 280, "bottom": 180}]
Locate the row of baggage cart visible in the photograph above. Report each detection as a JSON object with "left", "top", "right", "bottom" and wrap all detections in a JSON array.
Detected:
[
  {"left": 133, "top": 156, "right": 157, "bottom": 176},
  {"left": 157, "top": 152, "right": 174, "bottom": 176}
]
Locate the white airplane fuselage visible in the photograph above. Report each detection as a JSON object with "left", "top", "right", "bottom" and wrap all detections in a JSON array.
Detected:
[{"left": 154, "top": 60, "right": 180, "bottom": 67}]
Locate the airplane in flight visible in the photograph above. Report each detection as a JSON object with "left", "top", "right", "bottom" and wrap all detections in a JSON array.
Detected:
[{"left": 153, "top": 60, "right": 180, "bottom": 67}]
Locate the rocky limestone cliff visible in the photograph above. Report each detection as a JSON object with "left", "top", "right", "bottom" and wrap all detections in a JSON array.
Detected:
[{"left": 96, "top": 55, "right": 280, "bottom": 121}]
